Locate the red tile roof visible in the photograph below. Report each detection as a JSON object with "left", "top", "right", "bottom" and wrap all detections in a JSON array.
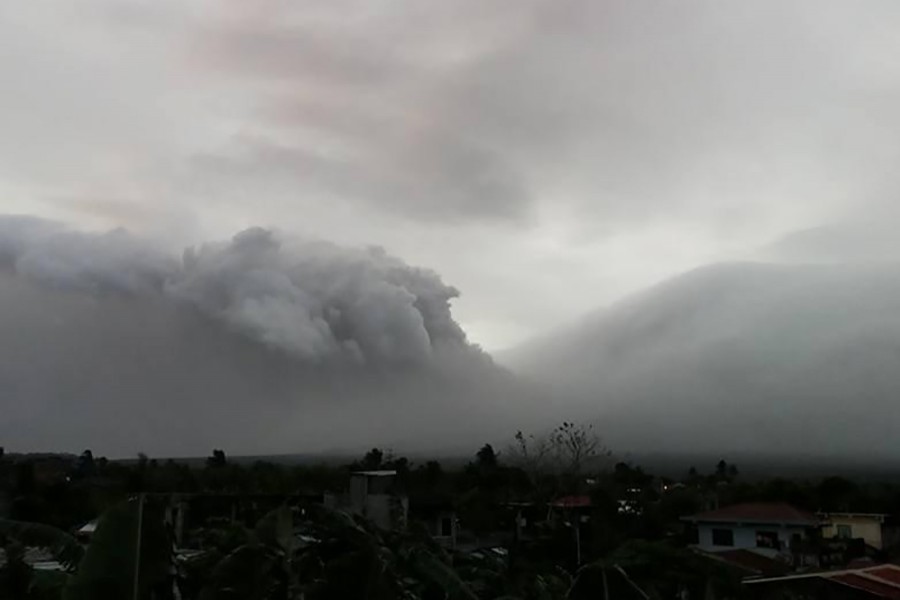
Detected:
[
  {"left": 683, "top": 502, "right": 818, "bottom": 525},
  {"left": 549, "top": 495, "right": 592, "bottom": 508}
]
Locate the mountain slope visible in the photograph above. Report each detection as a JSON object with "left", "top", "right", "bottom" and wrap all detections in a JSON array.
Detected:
[{"left": 503, "top": 261, "right": 900, "bottom": 458}]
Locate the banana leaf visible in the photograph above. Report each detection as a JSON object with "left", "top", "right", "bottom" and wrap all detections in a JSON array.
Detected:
[
  {"left": 63, "top": 496, "right": 173, "bottom": 600},
  {"left": 0, "top": 518, "right": 84, "bottom": 571}
]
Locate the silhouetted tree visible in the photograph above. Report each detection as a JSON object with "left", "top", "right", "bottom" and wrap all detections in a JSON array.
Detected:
[
  {"left": 476, "top": 444, "right": 498, "bottom": 469},
  {"left": 206, "top": 449, "right": 227, "bottom": 469},
  {"left": 512, "top": 422, "right": 608, "bottom": 488},
  {"left": 361, "top": 448, "right": 384, "bottom": 470},
  {"left": 13, "top": 463, "right": 35, "bottom": 496},
  {"left": 550, "top": 422, "right": 609, "bottom": 492},
  {"left": 715, "top": 460, "right": 727, "bottom": 480},
  {"left": 727, "top": 463, "right": 739, "bottom": 480},
  {"left": 817, "top": 476, "right": 859, "bottom": 511},
  {"left": 423, "top": 460, "right": 442, "bottom": 479},
  {"left": 76, "top": 450, "right": 95, "bottom": 478},
  {"left": 511, "top": 430, "right": 551, "bottom": 487}
]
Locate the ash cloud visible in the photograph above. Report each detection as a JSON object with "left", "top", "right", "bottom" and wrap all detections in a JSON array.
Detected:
[
  {"left": 504, "top": 245, "right": 900, "bottom": 460},
  {"left": 6, "top": 1, "right": 900, "bottom": 349},
  {"left": 2, "top": 216, "right": 468, "bottom": 366},
  {"left": 0, "top": 216, "right": 533, "bottom": 456}
]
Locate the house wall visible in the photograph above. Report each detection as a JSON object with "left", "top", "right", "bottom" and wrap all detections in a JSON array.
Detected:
[
  {"left": 346, "top": 494, "right": 407, "bottom": 530},
  {"left": 416, "top": 512, "right": 459, "bottom": 548},
  {"left": 821, "top": 516, "right": 883, "bottom": 549},
  {"left": 349, "top": 475, "right": 368, "bottom": 513},
  {"left": 332, "top": 474, "right": 408, "bottom": 530},
  {"left": 364, "top": 494, "right": 393, "bottom": 529},
  {"left": 697, "top": 523, "right": 808, "bottom": 556}
]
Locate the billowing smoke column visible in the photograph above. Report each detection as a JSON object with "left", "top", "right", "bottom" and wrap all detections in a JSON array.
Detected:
[
  {"left": 0, "top": 215, "right": 535, "bottom": 457},
  {"left": 0, "top": 216, "right": 468, "bottom": 366}
]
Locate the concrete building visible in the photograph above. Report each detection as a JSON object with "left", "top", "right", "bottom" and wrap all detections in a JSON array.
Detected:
[
  {"left": 820, "top": 513, "right": 892, "bottom": 550},
  {"left": 682, "top": 503, "right": 819, "bottom": 558},
  {"left": 425, "top": 510, "right": 458, "bottom": 548},
  {"left": 326, "top": 470, "right": 408, "bottom": 530}
]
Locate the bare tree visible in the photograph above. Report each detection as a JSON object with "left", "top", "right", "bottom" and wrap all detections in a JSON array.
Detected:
[
  {"left": 549, "top": 422, "right": 609, "bottom": 480},
  {"left": 509, "top": 422, "right": 609, "bottom": 486},
  {"left": 511, "top": 430, "right": 552, "bottom": 485}
]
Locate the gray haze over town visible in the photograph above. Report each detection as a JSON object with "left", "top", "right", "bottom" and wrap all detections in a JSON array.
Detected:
[{"left": 3, "top": 0, "right": 900, "bottom": 459}]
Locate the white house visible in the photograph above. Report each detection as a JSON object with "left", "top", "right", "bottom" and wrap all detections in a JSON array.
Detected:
[
  {"left": 325, "top": 470, "right": 408, "bottom": 530},
  {"left": 682, "top": 502, "right": 819, "bottom": 558}
]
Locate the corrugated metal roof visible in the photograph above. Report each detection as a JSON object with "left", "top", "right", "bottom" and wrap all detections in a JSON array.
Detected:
[
  {"left": 707, "top": 549, "right": 791, "bottom": 576},
  {"left": 866, "top": 567, "right": 900, "bottom": 586},
  {"left": 829, "top": 573, "right": 900, "bottom": 598}
]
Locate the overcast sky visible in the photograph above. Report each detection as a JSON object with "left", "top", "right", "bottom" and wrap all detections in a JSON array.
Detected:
[{"left": 4, "top": 0, "right": 900, "bottom": 351}]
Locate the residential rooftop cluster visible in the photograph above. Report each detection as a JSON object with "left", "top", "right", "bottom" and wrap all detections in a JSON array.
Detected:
[{"left": 5, "top": 443, "right": 900, "bottom": 598}]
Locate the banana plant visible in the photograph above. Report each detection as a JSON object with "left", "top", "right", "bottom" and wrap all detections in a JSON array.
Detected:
[
  {"left": 196, "top": 505, "right": 295, "bottom": 600},
  {"left": 0, "top": 518, "right": 85, "bottom": 571},
  {"left": 63, "top": 496, "right": 173, "bottom": 600}
]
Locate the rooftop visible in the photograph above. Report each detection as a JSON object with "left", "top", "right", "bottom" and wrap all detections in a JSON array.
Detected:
[
  {"left": 77, "top": 520, "right": 98, "bottom": 534},
  {"left": 819, "top": 512, "right": 888, "bottom": 521},
  {"left": 702, "top": 549, "right": 791, "bottom": 577},
  {"left": 549, "top": 495, "right": 592, "bottom": 508},
  {"left": 352, "top": 470, "right": 397, "bottom": 477},
  {"left": 682, "top": 502, "right": 818, "bottom": 525},
  {"left": 747, "top": 564, "right": 900, "bottom": 599}
]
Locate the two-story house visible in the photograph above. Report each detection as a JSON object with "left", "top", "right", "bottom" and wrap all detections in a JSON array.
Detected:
[{"left": 682, "top": 503, "right": 819, "bottom": 557}]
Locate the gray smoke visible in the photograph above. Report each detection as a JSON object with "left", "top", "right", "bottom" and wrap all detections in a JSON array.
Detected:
[
  {"left": 0, "top": 215, "right": 535, "bottom": 457},
  {"left": 1, "top": 216, "right": 467, "bottom": 366},
  {"left": 503, "top": 245, "right": 900, "bottom": 460}
]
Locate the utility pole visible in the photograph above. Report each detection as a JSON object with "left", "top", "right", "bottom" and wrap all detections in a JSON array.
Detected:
[
  {"left": 133, "top": 493, "right": 144, "bottom": 600},
  {"left": 574, "top": 511, "right": 581, "bottom": 566}
]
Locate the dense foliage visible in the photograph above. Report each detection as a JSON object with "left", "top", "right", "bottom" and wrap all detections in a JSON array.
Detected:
[{"left": 3, "top": 439, "right": 900, "bottom": 599}]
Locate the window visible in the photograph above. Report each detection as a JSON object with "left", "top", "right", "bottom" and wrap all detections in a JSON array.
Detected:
[
  {"left": 836, "top": 524, "right": 853, "bottom": 539},
  {"left": 440, "top": 516, "right": 453, "bottom": 537},
  {"left": 711, "top": 528, "right": 734, "bottom": 546},
  {"left": 756, "top": 530, "right": 780, "bottom": 549}
]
